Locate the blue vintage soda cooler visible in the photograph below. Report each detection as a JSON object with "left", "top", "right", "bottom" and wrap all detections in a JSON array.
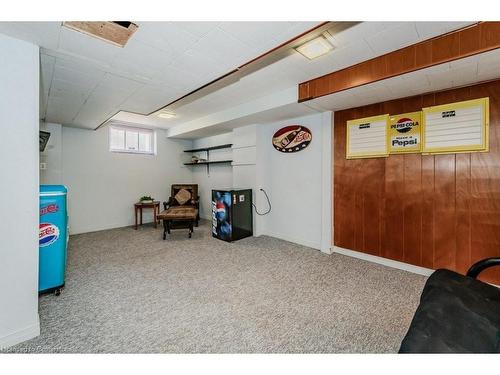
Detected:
[{"left": 39, "top": 185, "right": 68, "bottom": 295}]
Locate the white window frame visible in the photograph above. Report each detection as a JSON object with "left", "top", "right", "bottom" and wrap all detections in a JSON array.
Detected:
[{"left": 108, "top": 123, "right": 157, "bottom": 155}]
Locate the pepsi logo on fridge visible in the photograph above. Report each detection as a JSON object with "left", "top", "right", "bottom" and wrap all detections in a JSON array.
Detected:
[{"left": 39, "top": 223, "right": 60, "bottom": 247}]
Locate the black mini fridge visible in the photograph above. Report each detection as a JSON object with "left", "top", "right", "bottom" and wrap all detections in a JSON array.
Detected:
[{"left": 212, "top": 189, "right": 253, "bottom": 242}]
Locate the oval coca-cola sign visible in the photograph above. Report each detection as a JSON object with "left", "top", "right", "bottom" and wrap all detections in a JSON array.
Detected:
[{"left": 272, "top": 125, "right": 312, "bottom": 153}]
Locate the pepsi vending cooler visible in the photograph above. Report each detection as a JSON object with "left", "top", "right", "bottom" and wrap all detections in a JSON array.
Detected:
[
  {"left": 212, "top": 189, "right": 253, "bottom": 242},
  {"left": 39, "top": 185, "right": 68, "bottom": 295}
]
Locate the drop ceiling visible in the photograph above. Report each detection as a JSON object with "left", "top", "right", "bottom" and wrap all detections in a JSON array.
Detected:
[
  {"left": 137, "top": 22, "right": 476, "bottom": 128},
  {"left": 0, "top": 21, "right": 486, "bottom": 134},
  {"left": 167, "top": 45, "right": 500, "bottom": 139},
  {"left": 0, "top": 21, "right": 321, "bottom": 129}
]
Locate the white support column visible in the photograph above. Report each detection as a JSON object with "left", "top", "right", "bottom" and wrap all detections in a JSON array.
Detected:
[
  {"left": 0, "top": 34, "right": 40, "bottom": 349},
  {"left": 321, "top": 111, "right": 333, "bottom": 254}
]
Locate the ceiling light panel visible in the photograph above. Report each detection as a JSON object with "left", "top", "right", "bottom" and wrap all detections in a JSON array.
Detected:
[
  {"left": 156, "top": 111, "right": 177, "bottom": 119},
  {"left": 295, "top": 36, "right": 334, "bottom": 60}
]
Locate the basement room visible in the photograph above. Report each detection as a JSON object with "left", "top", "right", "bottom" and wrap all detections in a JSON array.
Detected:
[{"left": 1, "top": 1, "right": 499, "bottom": 372}]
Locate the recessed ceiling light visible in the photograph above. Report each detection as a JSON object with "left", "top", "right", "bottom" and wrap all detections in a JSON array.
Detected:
[
  {"left": 295, "top": 36, "right": 334, "bottom": 60},
  {"left": 156, "top": 111, "right": 176, "bottom": 119}
]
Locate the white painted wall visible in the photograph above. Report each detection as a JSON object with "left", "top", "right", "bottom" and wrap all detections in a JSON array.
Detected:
[
  {"left": 61, "top": 127, "right": 192, "bottom": 234},
  {"left": 189, "top": 112, "right": 332, "bottom": 251},
  {"left": 256, "top": 112, "right": 332, "bottom": 251},
  {"left": 232, "top": 125, "right": 262, "bottom": 235},
  {"left": 40, "top": 122, "right": 63, "bottom": 184},
  {"left": 191, "top": 133, "right": 233, "bottom": 219},
  {"left": 0, "top": 34, "right": 40, "bottom": 348}
]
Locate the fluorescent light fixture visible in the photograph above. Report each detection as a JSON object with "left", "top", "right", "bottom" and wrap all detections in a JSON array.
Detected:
[
  {"left": 156, "top": 111, "right": 176, "bottom": 119},
  {"left": 295, "top": 36, "right": 334, "bottom": 60}
]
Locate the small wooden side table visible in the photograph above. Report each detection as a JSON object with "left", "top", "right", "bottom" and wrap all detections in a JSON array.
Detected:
[{"left": 134, "top": 201, "right": 161, "bottom": 229}]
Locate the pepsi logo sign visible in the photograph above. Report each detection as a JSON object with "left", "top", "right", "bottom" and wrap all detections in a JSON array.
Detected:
[
  {"left": 272, "top": 125, "right": 312, "bottom": 153},
  {"left": 39, "top": 223, "right": 60, "bottom": 247},
  {"left": 40, "top": 204, "right": 58, "bottom": 216},
  {"left": 392, "top": 117, "right": 418, "bottom": 133}
]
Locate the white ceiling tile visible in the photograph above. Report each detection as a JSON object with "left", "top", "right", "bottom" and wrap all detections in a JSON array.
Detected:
[
  {"left": 414, "top": 22, "right": 473, "bottom": 41},
  {"left": 40, "top": 53, "right": 55, "bottom": 94},
  {"left": 72, "top": 109, "right": 105, "bottom": 128},
  {"left": 174, "top": 22, "right": 220, "bottom": 38},
  {"left": 121, "top": 84, "right": 182, "bottom": 114},
  {"left": 365, "top": 23, "right": 420, "bottom": 56},
  {"left": 111, "top": 38, "right": 174, "bottom": 80},
  {"left": 190, "top": 27, "right": 258, "bottom": 69},
  {"left": 73, "top": 97, "right": 121, "bottom": 129},
  {"left": 170, "top": 48, "right": 228, "bottom": 81},
  {"left": 272, "top": 22, "right": 322, "bottom": 44},
  {"left": 133, "top": 22, "right": 198, "bottom": 56},
  {"left": 52, "top": 64, "right": 104, "bottom": 90},
  {"left": 41, "top": 53, "right": 56, "bottom": 69},
  {"left": 49, "top": 84, "right": 89, "bottom": 102},
  {"left": 51, "top": 78, "right": 95, "bottom": 97},
  {"left": 218, "top": 22, "right": 292, "bottom": 50},
  {"left": 150, "top": 64, "right": 202, "bottom": 91},
  {"left": 88, "top": 74, "right": 143, "bottom": 110},
  {"left": 46, "top": 96, "right": 84, "bottom": 124},
  {"left": 53, "top": 54, "right": 108, "bottom": 77},
  {"left": 58, "top": 27, "right": 122, "bottom": 65},
  {"left": 330, "top": 22, "right": 404, "bottom": 48}
]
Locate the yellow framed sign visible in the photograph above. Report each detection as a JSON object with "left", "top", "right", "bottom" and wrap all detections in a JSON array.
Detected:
[
  {"left": 388, "top": 111, "right": 422, "bottom": 154},
  {"left": 346, "top": 114, "right": 389, "bottom": 159},
  {"left": 422, "top": 98, "right": 489, "bottom": 154}
]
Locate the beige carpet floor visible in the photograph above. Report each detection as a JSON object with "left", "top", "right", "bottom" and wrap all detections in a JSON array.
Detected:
[{"left": 6, "top": 220, "right": 426, "bottom": 353}]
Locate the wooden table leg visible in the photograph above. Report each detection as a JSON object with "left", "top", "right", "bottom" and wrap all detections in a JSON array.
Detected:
[
  {"left": 154, "top": 204, "right": 158, "bottom": 229},
  {"left": 140, "top": 207, "right": 143, "bottom": 227},
  {"left": 134, "top": 206, "right": 138, "bottom": 230}
]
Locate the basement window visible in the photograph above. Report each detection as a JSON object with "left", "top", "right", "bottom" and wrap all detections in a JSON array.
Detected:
[{"left": 109, "top": 124, "right": 156, "bottom": 155}]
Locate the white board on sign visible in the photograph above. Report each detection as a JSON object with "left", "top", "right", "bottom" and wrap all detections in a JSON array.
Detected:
[
  {"left": 346, "top": 114, "right": 389, "bottom": 159},
  {"left": 422, "top": 98, "right": 489, "bottom": 154}
]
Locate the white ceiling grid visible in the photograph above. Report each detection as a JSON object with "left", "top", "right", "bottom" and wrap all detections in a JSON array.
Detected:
[{"left": 0, "top": 20, "right": 496, "bottom": 137}]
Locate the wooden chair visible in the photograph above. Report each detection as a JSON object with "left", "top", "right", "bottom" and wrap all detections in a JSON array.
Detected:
[
  {"left": 164, "top": 184, "right": 200, "bottom": 226},
  {"left": 157, "top": 184, "right": 200, "bottom": 239}
]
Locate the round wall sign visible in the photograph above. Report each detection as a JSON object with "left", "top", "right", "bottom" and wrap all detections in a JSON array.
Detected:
[{"left": 272, "top": 125, "right": 312, "bottom": 153}]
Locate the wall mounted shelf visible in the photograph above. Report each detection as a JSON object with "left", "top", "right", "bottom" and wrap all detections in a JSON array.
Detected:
[
  {"left": 183, "top": 160, "right": 233, "bottom": 166},
  {"left": 183, "top": 144, "right": 233, "bottom": 175},
  {"left": 183, "top": 144, "right": 232, "bottom": 153}
]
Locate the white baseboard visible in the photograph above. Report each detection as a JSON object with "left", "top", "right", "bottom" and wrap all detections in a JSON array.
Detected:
[
  {"left": 320, "top": 246, "right": 333, "bottom": 255},
  {"left": 333, "top": 246, "right": 434, "bottom": 277},
  {"left": 263, "top": 231, "right": 321, "bottom": 251},
  {"left": 0, "top": 317, "right": 40, "bottom": 350}
]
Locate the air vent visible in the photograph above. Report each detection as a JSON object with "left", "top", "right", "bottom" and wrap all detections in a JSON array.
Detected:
[{"left": 63, "top": 21, "right": 138, "bottom": 47}]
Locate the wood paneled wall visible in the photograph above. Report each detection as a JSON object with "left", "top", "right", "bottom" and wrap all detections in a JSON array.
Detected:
[{"left": 333, "top": 80, "right": 500, "bottom": 284}]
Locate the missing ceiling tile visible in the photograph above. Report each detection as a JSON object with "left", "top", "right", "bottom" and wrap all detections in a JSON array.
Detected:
[{"left": 63, "top": 21, "right": 138, "bottom": 47}]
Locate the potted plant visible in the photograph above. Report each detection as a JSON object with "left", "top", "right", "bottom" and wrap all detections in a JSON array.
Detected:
[{"left": 139, "top": 195, "right": 154, "bottom": 203}]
